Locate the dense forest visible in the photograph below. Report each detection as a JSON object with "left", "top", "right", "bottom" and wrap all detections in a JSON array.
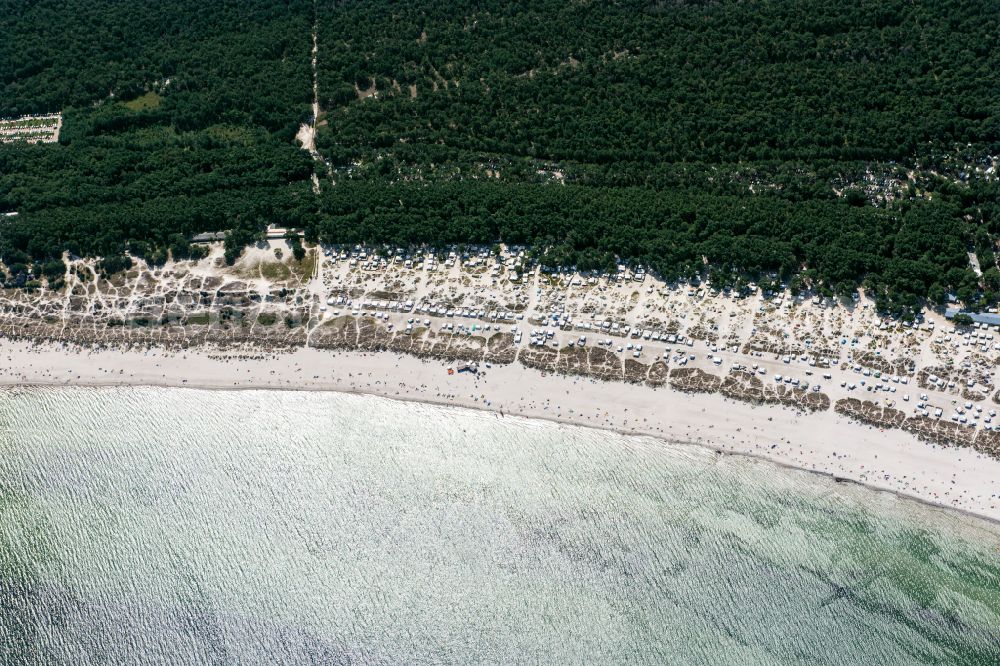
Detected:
[
  {"left": 2, "top": 0, "right": 999, "bottom": 314},
  {"left": 315, "top": 0, "right": 998, "bottom": 165},
  {"left": 0, "top": 0, "right": 317, "bottom": 267}
]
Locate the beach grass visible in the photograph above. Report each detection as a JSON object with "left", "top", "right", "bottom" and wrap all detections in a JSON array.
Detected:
[
  {"left": 258, "top": 261, "right": 292, "bottom": 281},
  {"left": 289, "top": 250, "right": 317, "bottom": 282},
  {"left": 185, "top": 312, "right": 212, "bottom": 326}
]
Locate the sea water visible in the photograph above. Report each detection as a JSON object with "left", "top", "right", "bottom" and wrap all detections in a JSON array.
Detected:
[{"left": 0, "top": 387, "right": 998, "bottom": 664}]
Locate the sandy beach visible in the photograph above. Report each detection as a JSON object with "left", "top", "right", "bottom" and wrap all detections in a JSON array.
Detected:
[
  {"left": 4, "top": 337, "right": 999, "bottom": 523},
  {"left": 1, "top": 242, "right": 999, "bottom": 522}
]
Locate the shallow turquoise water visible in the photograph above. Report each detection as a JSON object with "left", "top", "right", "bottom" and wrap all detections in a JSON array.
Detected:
[{"left": 0, "top": 387, "right": 998, "bottom": 664}]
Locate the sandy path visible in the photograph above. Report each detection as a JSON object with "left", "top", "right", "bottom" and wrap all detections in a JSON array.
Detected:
[{"left": 295, "top": 1, "right": 322, "bottom": 193}]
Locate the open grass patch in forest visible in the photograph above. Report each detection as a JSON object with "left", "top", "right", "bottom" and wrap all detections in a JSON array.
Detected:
[
  {"left": 205, "top": 124, "right": 257, "bottom": 145},
  {"left": 186, "top": 312, "right": 212, "bottom": 325},
  {"left": 123, "top": 92, "right": 162, "bottom": 111}
]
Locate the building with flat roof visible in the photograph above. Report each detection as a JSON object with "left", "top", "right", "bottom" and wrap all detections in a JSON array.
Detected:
[
  {"left": 190, "top": 232, "right": 227, "bottom": 243},
  {"left": 945, "top": 307, "right": 1000, "bottom": 327}
]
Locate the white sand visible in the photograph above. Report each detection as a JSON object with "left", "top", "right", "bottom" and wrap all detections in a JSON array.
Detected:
[{"left": 3, "top": 338, "right": 999, "bottom": 523}]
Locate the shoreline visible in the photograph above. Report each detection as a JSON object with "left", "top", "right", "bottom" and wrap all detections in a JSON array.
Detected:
[
  {"left": 4, "top": 338, "right": 999, "bottom": 524},
  {"left": 9, "top": 377, "right": 1000, "bottom": 529}
]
